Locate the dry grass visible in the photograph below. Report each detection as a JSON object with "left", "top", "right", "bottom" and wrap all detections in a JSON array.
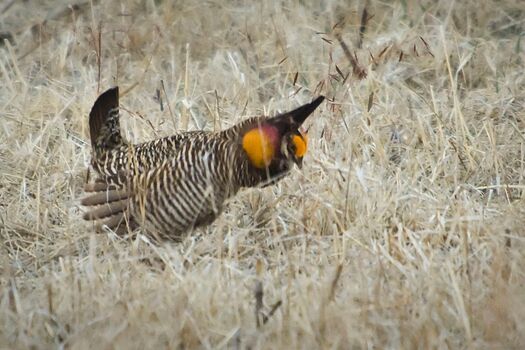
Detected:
[{"left": 1, "top": 0, "right": 525, "bottom": 348}]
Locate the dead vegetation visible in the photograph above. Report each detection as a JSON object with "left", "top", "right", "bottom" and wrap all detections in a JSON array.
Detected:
[{"left": 1, "top": 0, "right": 524, "bottom": 348}]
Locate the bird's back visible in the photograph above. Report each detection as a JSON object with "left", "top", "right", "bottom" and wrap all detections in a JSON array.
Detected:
[{"left": 91, "top": 130, "right": 207, "bottom": 182}]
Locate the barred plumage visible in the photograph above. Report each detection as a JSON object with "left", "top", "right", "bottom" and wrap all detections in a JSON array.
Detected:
[{"left": 82, "top": 87, "right": 324, "bottom": 240}]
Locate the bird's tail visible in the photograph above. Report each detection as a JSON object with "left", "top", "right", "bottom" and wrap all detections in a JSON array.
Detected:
[
  {"left": 81, "top": 181, "right": 135, "bottom": 232},
  {"left": 89, "top": 86, "right": 125, "bottom": 153}
]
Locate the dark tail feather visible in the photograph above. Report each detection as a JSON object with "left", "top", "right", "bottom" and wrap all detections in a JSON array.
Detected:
[
  {"left": 98, "top": 213, "right": 125, "bottom": 230},
  {"left": 89, "top": 86, "right": 124, "bottom": 151},
  {"left": 82, "top": 199, "right": 128, "bottom": 220},
  {"left": 81, "top": 181, "right": 135, "bottom": 232},
  {"left": 81, "top": 188, "right": 131, "bottom": 206},
  {"left": 81, "top": 181, "right": 131, "bottom": 218},
  {"left": 84, "top": 182, "right": 118, "bottom": 192},
  {"left": 271, "top": 95, "right": 325, "bottom": 126}
]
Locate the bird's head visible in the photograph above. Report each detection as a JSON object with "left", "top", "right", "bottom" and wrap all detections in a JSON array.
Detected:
[{"left": 241, "top": 96, "right": 324, "bottom": 175}]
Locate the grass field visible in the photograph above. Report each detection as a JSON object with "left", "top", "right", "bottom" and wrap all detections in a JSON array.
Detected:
[{"left": 1, "top": 0, "right": 525, "bottom": 348}]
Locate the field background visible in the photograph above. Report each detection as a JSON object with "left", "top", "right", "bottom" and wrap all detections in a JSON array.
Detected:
[{"left": 1, "top": 0, "right": 525, "bottom": 348}]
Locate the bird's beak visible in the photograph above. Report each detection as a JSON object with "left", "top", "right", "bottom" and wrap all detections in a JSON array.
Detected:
[{"left": 294, "top": 156, "right": 303, "bottom": 169}]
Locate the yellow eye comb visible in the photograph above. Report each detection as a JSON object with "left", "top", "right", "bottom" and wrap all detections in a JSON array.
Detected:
[{"left": 292, "top": 131, "right": 308, "bottom": 158}]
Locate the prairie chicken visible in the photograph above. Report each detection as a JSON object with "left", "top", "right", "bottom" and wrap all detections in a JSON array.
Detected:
[{"left": 81, "top": 87, "right": 324, "bottom": 240}]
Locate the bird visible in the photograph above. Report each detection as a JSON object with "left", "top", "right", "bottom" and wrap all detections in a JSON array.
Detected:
[{"left": 81, "top": 86, "right": 324, "bottom": 241}]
